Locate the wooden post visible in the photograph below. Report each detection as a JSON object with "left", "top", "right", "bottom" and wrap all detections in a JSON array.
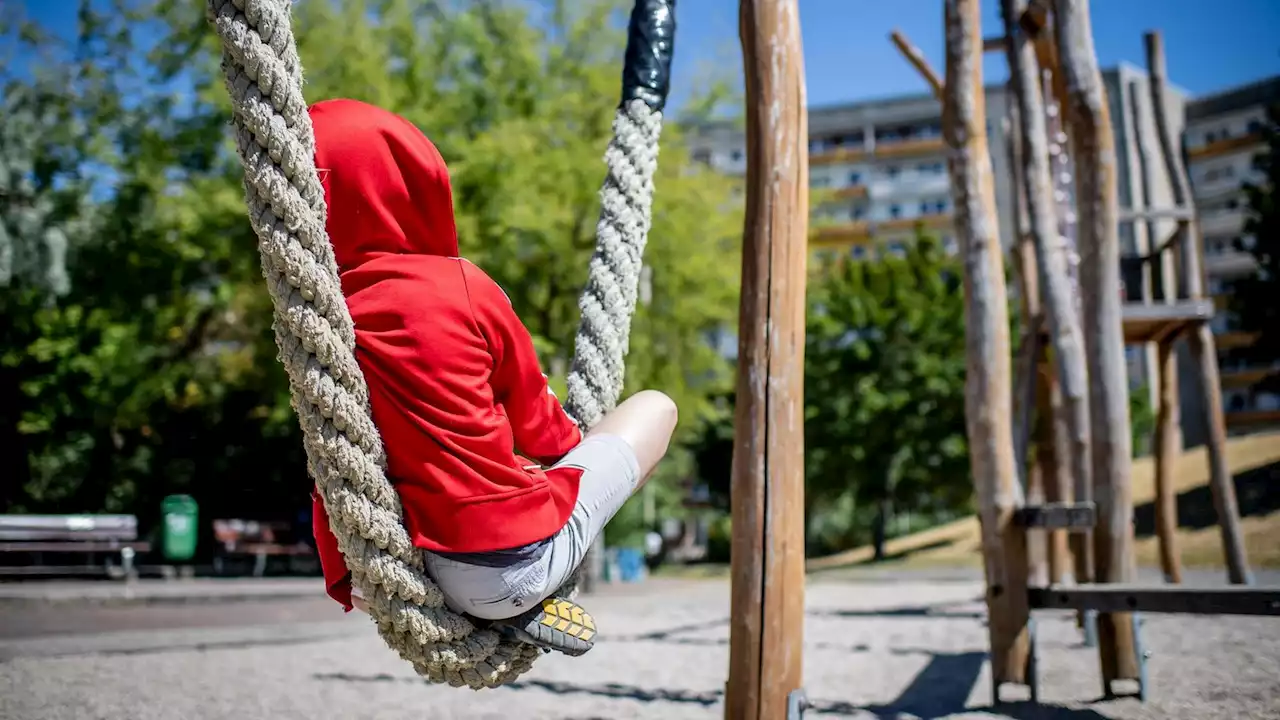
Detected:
[
  {"left": 1005, "top": 100, "right": 1050, "bottom": 589},
  {"left": 1126, "top": 76, "right": 1183, "bottom": 584},
  {"left": 1054, "top": 0, "right": 1140, "bottom": 690},
  {"left": 1002, "top": 0, "right": 1094, "bottom": 597},
  {"left": 1021, "top": 6, "right": 1093, "bottom": 594},
  {"left": 726, "top": 2, "right": 808, "bottom": 718},
  {"left": 942, "top": 0, "right": 1030, "bottom": 694},
  {"left": 1144, "top": 30, "right": 1252, "bottom": 586}
]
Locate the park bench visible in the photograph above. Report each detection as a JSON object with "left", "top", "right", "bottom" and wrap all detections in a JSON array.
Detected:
[
  {"left": 0, "top": 514, "right": 150, "bottom": 580},
  {"left": 211, "top": 519, "right": 314, "bottom": 577}
]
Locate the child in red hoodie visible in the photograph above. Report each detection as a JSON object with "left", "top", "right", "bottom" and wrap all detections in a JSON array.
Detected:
[{"left": 306, "top": 99, "right": 678, "bottom": 656}]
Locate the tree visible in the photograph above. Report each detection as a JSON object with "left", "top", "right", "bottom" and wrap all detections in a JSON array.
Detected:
[
  {"left": 803, "top": 233, "right": 971, "bottom": 559},
  {"left": 1231, "top": 101, "right": 1280, "bottom": 395},
  {"left": 5, "top": 0, "right": 744, "bottom": 551}
]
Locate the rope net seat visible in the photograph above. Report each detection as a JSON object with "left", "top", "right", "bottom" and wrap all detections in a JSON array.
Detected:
[{"left": 205, "top": 0, "right": 675, "bottom": 689}]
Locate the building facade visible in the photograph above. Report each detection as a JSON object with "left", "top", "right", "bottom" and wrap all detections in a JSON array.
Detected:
[
  {"left": 1182, "top": 76, "right": 1280, "bottom": 437},
  {"left": 686, "top": 67, "right": 1280, "bottom": 447}
]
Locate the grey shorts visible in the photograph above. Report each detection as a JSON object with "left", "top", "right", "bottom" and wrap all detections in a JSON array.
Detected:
[{"left": 420, "top": 433, "right": 640, "bottom": 620}]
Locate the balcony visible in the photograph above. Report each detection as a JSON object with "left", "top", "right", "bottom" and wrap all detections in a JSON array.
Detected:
[
  {"left": 1217, "top": 331, "right": 1261, "bottom": 350},
  {"left": 832, "top": 184, "right": 868, "bottom": 200},
  {"left": 1205, "top": 249, "right": 1259, "bottom": 278},
  {"left": 875, "top": 214, "right": 953, "bottom": 234},
  {"left": 1221, "top": 366, "right": 1279, "bottom": 390},
  {"left": 812, "top": 146, "right": 870, "bottom": 167},
  {"left": 1225, "top": 409, "right": 1280, "bottom": 429},
  {"left": 811, "top": 221, "right": 871, "bottom": 247},
  {"left": 1187, "top": 132, "right": 1265, "bottom": 161},
  {"left": 874, "top": 136, "right": 947, "bottom": 160},
  {"left": 1198, "top": 209, "right": 1247, "bottom": 237},
  {"left": 868, "top": 173, "right": 950, "bottom": 200}
]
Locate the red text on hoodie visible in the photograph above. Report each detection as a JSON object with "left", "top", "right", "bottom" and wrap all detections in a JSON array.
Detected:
[{"left": 305, "top": 99, "right": 584, "bottom": 609}]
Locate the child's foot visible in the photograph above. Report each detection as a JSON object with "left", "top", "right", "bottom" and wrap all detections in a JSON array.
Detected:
[{"left": 495, "top": 596, "right": 596, "bottom": 657}]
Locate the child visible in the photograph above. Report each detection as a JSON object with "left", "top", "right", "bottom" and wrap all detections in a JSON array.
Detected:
[{"left": 306, "top": 98, "right": 678, "bottom": 655}]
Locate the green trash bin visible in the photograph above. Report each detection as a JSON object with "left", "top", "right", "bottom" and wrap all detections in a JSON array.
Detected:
[{"left": 161, "top": 494, "right": 199, "bottom": 562}]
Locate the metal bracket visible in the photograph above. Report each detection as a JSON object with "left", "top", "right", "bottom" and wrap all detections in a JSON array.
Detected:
[{"left": 787, "top": 688, "right": 810, "bottom": 719}]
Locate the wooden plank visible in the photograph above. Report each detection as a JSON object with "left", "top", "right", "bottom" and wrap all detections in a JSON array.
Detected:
[
  {"left": 1119, "top": 299, "right": 1213, "bottom": 345},
  {"left": 1145, "top": 30, "right": 1252, "bottom": 586},
  {"left": 943, "top": 0, "right": 1030, "bottom": 689},
  {"left": 727, "top": 2, "right": 808, "bottom": 718},
  {"left": 1028, "top": 585, "right": 1280, "bottom": 616},
  {"left": 1014, "top": 502, "right": 1096, "bottom": 530},
  {"left": 1054, "top": 0, "right": 1140, "bottom": 688},
  {"left": 1002, "top": 0, "right": 1094, "bottom": 604},
  {"left": 890, "top": 29, "right": 944, "bottom": 100}
]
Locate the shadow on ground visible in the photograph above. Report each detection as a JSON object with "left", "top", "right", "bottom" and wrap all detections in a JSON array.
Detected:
[{"left": 315, "top": 650, "right": 1111, "bottom": 719}]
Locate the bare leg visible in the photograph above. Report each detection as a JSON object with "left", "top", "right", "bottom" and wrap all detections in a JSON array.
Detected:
[{"left": 583, "top": 389, "right": 678, "bottom": 490}]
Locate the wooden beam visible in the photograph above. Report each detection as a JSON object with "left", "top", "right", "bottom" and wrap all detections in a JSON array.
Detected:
[
  {"left": 1002, "top": 0, "right": 1094, "bottom": 615},
  {"left": 1054, "top": 0, "right": 1140, "bottom": 692},
  {"left": 727, "top": 1, "right": 808, "bottom": 718},
  {"left": 890, "top": 29, "right": 944, "bottom": 100},
  {"left": 1028, "top": 585, "right": 1280, "bottom": 616},
  {"left": 943, "top": 0, "right": 1030, "bottom": 691},
  {"left": 1145, "top": 30, "right": 1253, "bottom": 586}
]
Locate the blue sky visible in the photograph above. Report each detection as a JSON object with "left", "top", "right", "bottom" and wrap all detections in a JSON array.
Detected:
[{"left": 17, "top": 0, "right": 1280, "bottom": 111}]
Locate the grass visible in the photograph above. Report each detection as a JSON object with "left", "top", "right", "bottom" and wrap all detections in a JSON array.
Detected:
[{"left": 646, "top": 432, "right": 1280, "bottom": 579}]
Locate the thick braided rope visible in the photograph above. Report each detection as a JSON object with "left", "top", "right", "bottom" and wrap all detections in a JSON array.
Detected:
[
  {"left": 564, "top": 99, "right": 663, "bottom": 429},
  {"left": 207, "top": 0, "right": 662, "bottom": 689}
]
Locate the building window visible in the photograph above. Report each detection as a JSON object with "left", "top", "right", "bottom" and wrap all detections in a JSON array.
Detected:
[
  {"left": 730, "top": 149, "right": 743, "bottom": 162},
  {"left": 851, "top": 245, "right": 867, "bottom": 259},
  {"left": 885, "top": 165, "right": 900, "bottom": 179},
  {"left": 1248, "top": 119, "right": 1265, "bottom": 135},
  {"left": 887, "top": 240, "right": 906, "bottom": 257},
  {"left": 852, "top": 206, "right": 866, "bottom": 221},
  {"left": 943, "top": 235, "right": 958, "bottom": 255},
  {"left": 1227, "top": 392, "right": 1247, "bottom": 413},
  {"left": 812, "top": 175, "right": 830, "bottom": 188},
  {"left": 848, "top": 171, "right": 862, "bottom": 185},
  {"left": 889, "top": 204, "right": 902, "bottom": 219},
  {"left": 692, "top": 149, "right": 711, "bottom": 165},
  {"left": 1205, "top": 131, "right": 1218, "bottom": 144}
]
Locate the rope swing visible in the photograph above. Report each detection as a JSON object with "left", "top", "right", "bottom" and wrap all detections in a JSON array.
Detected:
[{"left": 205, "top": 0, "right": 675, "bottom": 689}]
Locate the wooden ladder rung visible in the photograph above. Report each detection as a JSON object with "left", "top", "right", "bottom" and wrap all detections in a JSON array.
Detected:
[{"left": 1014, "top": 502, "right": 1096, "bottom": 530}]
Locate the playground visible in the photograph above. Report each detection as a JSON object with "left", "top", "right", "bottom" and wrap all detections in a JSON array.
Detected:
[
  {"left": 4, "top": 0, "right": 1280, "bottom": 717},
  {"left": 2, "top": 570, "right": 1278, "bottom": 720}
]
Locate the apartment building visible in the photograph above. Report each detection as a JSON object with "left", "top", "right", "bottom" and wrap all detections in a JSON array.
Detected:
[
  {"left": 1182, "top": 75, "right": 1280, "bottom": 435},
  {"left": 686, "top": 63, "right": 1188, "bottom": 411}
]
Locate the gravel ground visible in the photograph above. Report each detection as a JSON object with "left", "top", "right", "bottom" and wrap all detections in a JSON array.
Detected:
[{"left": 1, "top": 575, "right": 1277, "bottom": 720}]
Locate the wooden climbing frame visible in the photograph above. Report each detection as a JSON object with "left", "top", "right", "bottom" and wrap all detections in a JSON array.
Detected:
[{"left": 890, "top": 0, "right": 1280, "bottom": 707}]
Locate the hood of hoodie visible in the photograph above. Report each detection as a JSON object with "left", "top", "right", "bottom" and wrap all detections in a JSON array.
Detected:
[{"left": 309, "top": 98, "right": 459, "bottom": 273}]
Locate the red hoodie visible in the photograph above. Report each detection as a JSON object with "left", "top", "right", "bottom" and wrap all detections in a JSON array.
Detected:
[{"left": 305, "top": 99, "right": 584, "bottom": 609}]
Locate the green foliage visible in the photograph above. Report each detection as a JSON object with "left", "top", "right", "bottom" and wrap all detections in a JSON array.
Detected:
[
  {"left": 1231, "top": 102, "right": 1280, "bottom": 395},
  {"left": 802, "top": 234, "right": 972, "bottom": 555},
  {"left": 3, "top": 0, "right": 742, "bottom": 552}
]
